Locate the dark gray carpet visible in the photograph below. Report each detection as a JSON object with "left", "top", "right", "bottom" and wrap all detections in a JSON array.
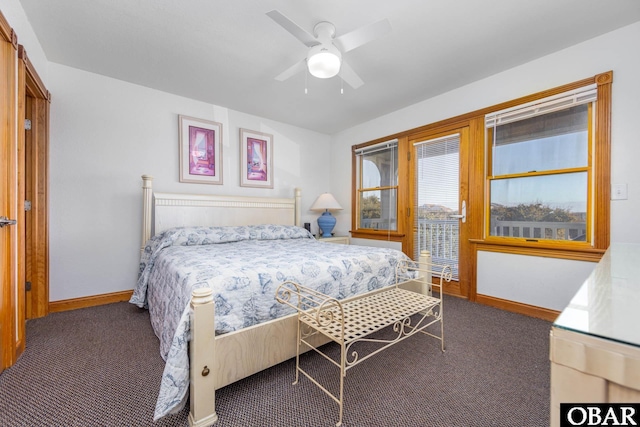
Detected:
[{"left": 0, "top": 295, "right": 551, "bottom": 426}]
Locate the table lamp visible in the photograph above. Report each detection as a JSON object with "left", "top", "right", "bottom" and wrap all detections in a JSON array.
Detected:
[{"left": 310, "top": 193, "right": 343, "bottom": 237}]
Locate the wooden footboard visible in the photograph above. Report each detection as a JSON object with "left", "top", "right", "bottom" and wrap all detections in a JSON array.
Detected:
[
  {"left": 188, "top": 292, "right": 307, "bottom": 426},
  {"left": 189, "top": 289, "right": 217, "bottom": 427},
  {"left": 186, "top": 253, "right": 437, "bottom": 427}
]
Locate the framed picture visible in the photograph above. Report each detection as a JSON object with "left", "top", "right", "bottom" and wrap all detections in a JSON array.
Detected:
[
  {"left": 179, "top": 115, "right": 223, "bottom": 184},
  {"left": 240, "top": 128, "right": 274, "bottom": 188}
]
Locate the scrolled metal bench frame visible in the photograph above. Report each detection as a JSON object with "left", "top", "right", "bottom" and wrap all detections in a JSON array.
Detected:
[{"left": 275, "top": 257, "right": 452, "bottom": 426}]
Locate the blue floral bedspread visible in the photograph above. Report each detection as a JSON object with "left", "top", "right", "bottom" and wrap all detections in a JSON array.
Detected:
[{"left": 130, "top": 224, "right": 411, "bottom": 420}]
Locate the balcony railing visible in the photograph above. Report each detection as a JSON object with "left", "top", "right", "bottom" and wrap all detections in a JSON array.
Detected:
[
  {"left": 415, "top": 219, "right": 459, "bottom": 280},
  {"left": 364, "top": 217, "right": 587, "bottom": 282},
  {"left": 490, "top": 220, "right": 586, "bottom": 241},
  {"left": 360, "top": 218, "right": 396, "bottom": 230}
]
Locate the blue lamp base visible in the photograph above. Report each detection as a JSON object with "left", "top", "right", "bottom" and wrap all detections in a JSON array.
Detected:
[{"left": 317, "top": 210, "right": 336, "bottom": 237}]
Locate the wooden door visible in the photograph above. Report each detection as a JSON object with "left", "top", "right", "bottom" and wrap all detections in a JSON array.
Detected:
[
  {"left": 1, "top": 14, "right": 19, "bottom": 372},
  {"left": 0, "top": 11, "right": 49, "bottom": 372},
  {"left": 409, "top": 126, "right": 471, "bottom": 297}
]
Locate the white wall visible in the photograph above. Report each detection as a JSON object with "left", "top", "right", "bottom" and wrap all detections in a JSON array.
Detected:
[
  {"left": 4, "top": 0, "right": 639, "bottom": 308},
  {"left": 332, "top": 21, "right": 640, "bottom": 310},
  {"left": 477, "top": 252, "right": 595, "bottom": 311},
  {"left": 47, "top": 64, "right": 330, "bottom": 301},
  {"left": 0, "top": 0, "right": 48, "bottom": 84}
]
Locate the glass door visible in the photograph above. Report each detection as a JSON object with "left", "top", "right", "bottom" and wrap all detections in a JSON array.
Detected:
[{"left": 414, "top": 133, "right": 461, "bottom": 280}]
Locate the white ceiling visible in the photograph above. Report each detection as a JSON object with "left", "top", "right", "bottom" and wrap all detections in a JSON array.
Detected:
[{"left": 17, "top": 0, "right": 640, "bottom": 134}]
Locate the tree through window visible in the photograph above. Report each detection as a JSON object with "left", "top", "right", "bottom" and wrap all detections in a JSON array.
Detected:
[
  {"left": 355, "top": 140, "right": 398, "bottom": 232},
  {"left": 485, "top": 86, "right": 595, "bottom": 244}
]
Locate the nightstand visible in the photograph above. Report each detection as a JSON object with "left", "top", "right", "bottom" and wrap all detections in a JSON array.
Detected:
[{"left": 317, "top": 236, "right": 350, "bottom": 245}]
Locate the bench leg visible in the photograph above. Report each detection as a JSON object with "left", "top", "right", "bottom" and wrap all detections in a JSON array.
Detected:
[
  {"left": 440, "top": 308, "right": 445, "bottom": 352},
  {"left": 293, "top": 318, "right": 301, "bottom": 385},
  {"left": 337, "top": 343, "right": 346, "bottom": 427}
]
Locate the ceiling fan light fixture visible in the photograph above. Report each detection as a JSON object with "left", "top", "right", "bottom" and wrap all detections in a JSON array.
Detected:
[{"left": 307, "top": 44, "right": 341, "bottom": 79}]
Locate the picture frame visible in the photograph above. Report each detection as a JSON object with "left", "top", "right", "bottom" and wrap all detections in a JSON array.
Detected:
[
  {"left": 179, "top": 115, "right": 223, "bottom": 185},
  {"left": 240, "top": 128, "right": 274, "bottom": 188}
]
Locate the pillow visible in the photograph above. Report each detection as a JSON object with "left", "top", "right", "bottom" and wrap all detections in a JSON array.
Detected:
[{"left": 248, "top": 224, "right": 314, "bottom": 241}]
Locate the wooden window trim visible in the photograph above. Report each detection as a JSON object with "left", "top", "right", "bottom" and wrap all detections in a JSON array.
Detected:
[
  {"left": 350, "top": 139, "right": 406, "bottom": 234},
  {"left": 352, "top": 138, "right": 407, "bottom": 240},
  {"left": 350, "top": 230, "right": 405, "bottom": 242},
  {"left": 470, "top": 238, "right": 605, "bottom": 262},
  {"left": 351, "top": 71, "right": 611, "bottom": 262},
  {"left": 480, "top": 72, "right": 611, "bottom": 255},
  {"left": 485, "top": 103, "right": 594, "bottom": 249}
]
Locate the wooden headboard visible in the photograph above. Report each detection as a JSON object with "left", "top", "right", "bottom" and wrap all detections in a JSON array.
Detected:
[{"left": 141, "top": 174, "right": 301, "bottom": 254}]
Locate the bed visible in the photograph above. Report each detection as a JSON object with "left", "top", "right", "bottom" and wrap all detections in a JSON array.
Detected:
[{"left": 131, "top": 175, "right": 431, "bottom": 426}]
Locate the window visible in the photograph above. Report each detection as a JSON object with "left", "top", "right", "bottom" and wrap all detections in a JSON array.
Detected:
[
  {"left": 350, "top": 72, "right": 611, "bottom": 262},
  {"left": 354, "top": 140, "right": 398, "bottom": 232},
  {"left": 485, "top": 85, "right": 596, "bottom": 244}
]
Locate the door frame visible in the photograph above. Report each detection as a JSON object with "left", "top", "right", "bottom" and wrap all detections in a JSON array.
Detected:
[
  {"left": 19, "top": 45, "right": 50, "bottom": 321},
  {"left": 406, "top": 122, "right": 474, "bottom": 298},
  {"left": 1, "top": 13, "right": 19, "bottom": 372},
  {"left": 0, "top": 11, "right": 50, "bottom": 372}
]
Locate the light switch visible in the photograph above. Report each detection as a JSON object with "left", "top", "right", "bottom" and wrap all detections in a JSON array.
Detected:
[{"left": 611, "top": 183, "right": 628, "bottom": 200}]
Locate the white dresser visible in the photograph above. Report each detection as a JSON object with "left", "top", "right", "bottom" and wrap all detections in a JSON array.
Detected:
[{"left": 550, "top": 243, "right": 640, "bottom": 426}]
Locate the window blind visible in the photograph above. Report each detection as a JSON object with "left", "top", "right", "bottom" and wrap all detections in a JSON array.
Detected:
[
  {"left": 485, "top": 84, "right": 597, "bottom": 128},
  {"left": 413, "top": 133, "right": 460, "bottom": 279},
  {"left": 354, "top": 139, "right": 398, "bottom": 156},
  {"left": 413, "top": 134, "right": 460, "bottom": 223}
]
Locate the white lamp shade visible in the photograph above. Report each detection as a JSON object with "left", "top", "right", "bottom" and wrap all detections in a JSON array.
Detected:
[
  {"left": 310, "top": 193, "right": 343, "bottom": 211},
  {"left": 307, "top": 44, "right": 341, "bottom": 79}
]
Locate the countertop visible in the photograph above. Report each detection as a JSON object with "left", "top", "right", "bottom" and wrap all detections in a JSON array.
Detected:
[{"left": 553, "top": 242, "right": 640, "bottom": 348}]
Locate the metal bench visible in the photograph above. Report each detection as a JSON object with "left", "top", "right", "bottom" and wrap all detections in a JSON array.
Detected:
[{"left": 275, "top": 258, "right": 452, "bottom": 426}]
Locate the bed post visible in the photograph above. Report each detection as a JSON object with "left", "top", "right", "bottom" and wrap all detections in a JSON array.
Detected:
[
  {"left": 418, "top": 250, "right": 433, "bottom": 296},
  {"left": 189, "top": 288, "right": 217, "bottom": 427},
  {"left": 141, "top": 174, "right": 153, "bottom": 256},
  {"left": 294, "top": 187, "right": 301, "bottom": 226}
]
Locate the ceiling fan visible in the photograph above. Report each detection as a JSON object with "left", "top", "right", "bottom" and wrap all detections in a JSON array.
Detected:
[{"left": 266, "top": 10, "right": 392, "bottom": 89}]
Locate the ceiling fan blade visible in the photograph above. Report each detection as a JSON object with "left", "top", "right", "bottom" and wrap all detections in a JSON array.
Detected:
[
  {"left": 266, "top": 10, "right": 319, "bottom": 47},
  {"left": 275, "top": 59, "right": 307, "bottom": 81},
  {"left": 334, "top": 18, "right": 391, "bottom": 53},
  {"left": 339, "top": 61, "right": 364, "bottom": 89}
]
